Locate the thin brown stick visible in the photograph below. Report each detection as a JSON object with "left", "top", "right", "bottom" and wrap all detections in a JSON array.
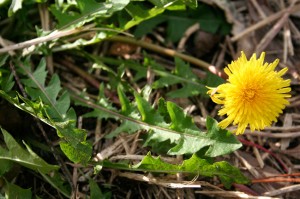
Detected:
[
  {"left": 106, "top": 35, "right": 211, "bottom": 70},
  {"left": 255, "top": 0, "right": 296, "bottom": 54},
  {"left": 252, "top": 177, "right": 300, "bottom": 183},
  {"left": 250, "top": 0, "right": 267, "bottom": 19},
  {"left": 264, "top": 184, "right": 300, "bottom": 196},
  {"left": 244, "top": 131, "right": 300, "bottom": 138},
  {"left": 231, "top": 4, "right": 300, "bottom": 42},
  {"left": 59, "top": 58, "right": 100, "bottom": 88}
]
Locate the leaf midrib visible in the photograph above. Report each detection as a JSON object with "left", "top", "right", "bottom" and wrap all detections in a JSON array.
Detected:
[
  {"left": 19, "top": 63, "right": 64, "bottom": 121},
  {"left": 71, "top": 93, "right": 207, "bottom": 139}
]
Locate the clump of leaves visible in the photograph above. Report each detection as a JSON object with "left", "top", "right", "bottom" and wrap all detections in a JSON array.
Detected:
[
  {"left": 0, "top": 0, "right": 248, "bottom": 198},
  {"left": 103, "top": 86, "right": 242, "bottom": 156},
  {"left": 100, "top": 152, "right": 249, "bottom": 189},
  {"left": 0, "top": 57, "right": 92, "bottom": 164}
]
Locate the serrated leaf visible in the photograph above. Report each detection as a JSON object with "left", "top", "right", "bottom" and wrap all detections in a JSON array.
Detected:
[
  {"left": 167, "top": 101, "right": 198, "bottom": 132},
  {"left": 0, "top": 128, "right": 59, "bottom": 174},
  {"left": 144, "top": 100, "right": 241, "bottom": 156},
  {"left": 20, "top": 58, "right": 69, "bottom": 121},
  {"left": 14, "top": 57, "right": 92, "bottom": 164},
  {"left": 204, "top": 117, "right": 242, "bottom": 157},
  {"left": 152, "top": 57, "right": 208, "bottom": 98},
  {"left": 102, "top": 55, "right": 211, "bottom": 98},
  {"left": 82, "top": 84, "right": 118, "bottom": 120},
  {"left": 50, "top": 0, "right": 129, "bottom": 28},
  {"left": 99, "top": 55, "right": 210, "bottom": 98},
  {"left": 77, "top": 86, "right": 241, "bottom": 156},
  {"left": 204, "top": 71, "right": 225, "bottom": 87},
  {"left": 132, "top": 152, "right": 249, "bottom": 188},
  {"left": 0, "top": 91, "right": 91, "bottom": 164},
  {"left": 134, "top": 92, "right": 166, "bottom": 126},
  {"left": 167, "top": 116, "right": 242, "bottom": 156}
]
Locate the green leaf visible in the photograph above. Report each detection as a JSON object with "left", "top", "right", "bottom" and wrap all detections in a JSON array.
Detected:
[
  {"left": 89, "top": 179, "right": 111, "bottom": 199},
  {"left": 0, "top": 91, "right": 91, "bottom": 164},
  {"left": 39, "top": 171, "right": 71, "bottom": 198},
  {"left": 59, "top": 141, "right": 92, "bottom": 164},
  {"left": 0, "top": 128, "right": 59, "bottom": 174},
  {"left": 132, "top": 152, "right": 249, "bottom": 188},
  {"left": 180, "top": 0, "right": 197, "bottom": 9},
  {"left": 152, "top": 57, "right": 208, "bottom": 98},
  {"left": 20, "top": 58, "right": 73, "bottom": 122},
  {"left": 13, "top": 57, "right": 92, "bottom": 164},
  {"left": 120, "top": 2, "right": 165, "bottom": 30},
  {"left": 134, "top": 92, "right": 166, "bottom": 126},
  {"left": 204, "top": 71, "right": 225, "bottom": 87},
  {"left": 134, "top": 3, "right": 231, "bottom": 42},
  {"left": 8, "top": 0, "right": 23, "bottom": 16},
  {"left": 4, "top": 181, "right": 32, "bottom": 199},
  {"left": 167, "top": 101, "right": 198, "bottom": 132},
  {"left": 82, "top": 84, "right": 118, "bottom": 120},
  {"left": 148, "top": 0, "right": 177, "bottom": 7},
  {"left": 0, "top": 55, "right": 14, "bottom": 92},
  {"left": 118, "top": 84, "right": 138, "bottom": 117},
  {"left": 106, "top": 120, "right": 142, "bottom": 138},
  {"left": 204, "top": 117, "right": 242, "bottom": 157},
  {"left": 100, "top": 56, "right": 210, "bottom": 98},
  {"left": 167, "top": 115, "right": 242, "bottom": 156},
  {"left": 49, "top": 0, "right": 130, "bottom": 28},
  {"left": 80, "top": 86, "right": 241, "bottom": 156},
  {"left": 105, "top": 86, "right": 142, "bottom": 138},
  {"left": 134, "top": 16, "right": 166, "bottom": 38},
  {"left": 0, "top": 159, "right": 13, "bottom": 177}
]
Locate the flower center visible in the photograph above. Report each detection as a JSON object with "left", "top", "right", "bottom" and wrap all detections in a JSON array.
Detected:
[{"left": 242, "top": 88, "right": 256, "bottom": 102}]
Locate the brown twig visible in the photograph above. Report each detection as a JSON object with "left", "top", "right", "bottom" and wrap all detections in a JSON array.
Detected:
[
  {"left": 105, "top": 35, "right": 211, "bottom": 70},
  {"left": 264, "top": 184, "right": 300, "bottom": 196},
  {"left": 252, "top": 177, "right": 300, "bottom": 183},
  {"left": 59, "top": 57, "right": 100, "bottom": 88},
  {"left": 231, "top": 3, "right": 300, "bottom": 42},
  {"left": 239, "top": 138, "right": 288, "bottom": 172},
  {"left": 255, "top": 0, "right": 297, "bottom": 54}
]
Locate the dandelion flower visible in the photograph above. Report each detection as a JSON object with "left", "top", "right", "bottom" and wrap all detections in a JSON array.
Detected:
[{"left": 207, "top": 51, "right": 291, "bottom": 135}]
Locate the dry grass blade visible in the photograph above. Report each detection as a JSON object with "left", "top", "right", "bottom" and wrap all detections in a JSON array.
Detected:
[
  {"left": 263, "top": 184, "right": 300, "bottom": 197},
  {"left": 0, "top": 24, "right": 95, "bottom": 54},
  {"left": 118, "top": 172, "right": 219, "bottom": 189},
  {"left": 255, "top": 0, "right": 297, "bottom": 54},
  {"left": 195, "top": 190, "right": 280, "bottom": 199},
  {"left": 231, "top": 4, "right": 300, "bottom": 42}
]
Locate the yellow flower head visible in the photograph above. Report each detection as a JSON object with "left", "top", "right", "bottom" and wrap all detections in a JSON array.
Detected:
[{"left": 208, "top": 51, "right": 291, "bottom": 135}]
